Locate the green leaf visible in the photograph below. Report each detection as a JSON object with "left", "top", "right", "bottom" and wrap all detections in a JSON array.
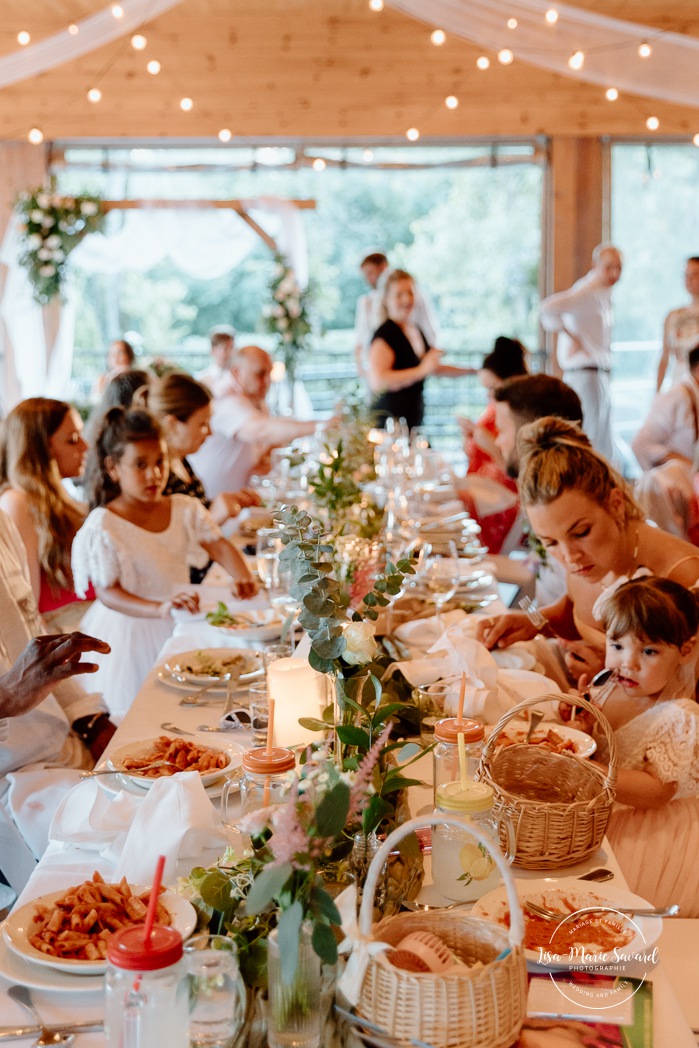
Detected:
[
  {"left": 372, "top": 703, "right": 403, "bottom": 728},
  {"left": 198, "top": 869, "right": 237, "bottom": 917},
  {"left": 364, "top": 608, "right": 378, "bottom": 621},
  {"left": 298, "top": 717, "right": 328, "bottom": 732},
  {"left": 308, "top": 648, "right": 335, "bottom": 674},
  {"left": 277, "top": 900, "right": 303, "bottom": 985},
  {"left": 313, "top": 635, "right": 346, "bottom": 659},
  {"left": 363, "top": 592, "right": 377, "bottom": 607},
  {"left": 322, "top": 703, "right": 336, "bottom": 725},
  {"left": 315, "top": 781, "right": 350, "bottom": 837},
  {"left": 336, "top": 725, "right": 371, "bottom": 749},
  {"left": 310, "top": 883, "right": 341, "bottom": 925},
  {"left": 396, "top": 742, "right": 422, "bottom": 762},
  {"left": 312, "top": 921, "right": 338, "bottom": 966},
  {"left": 381, "top": 775, "right": 423, "bottom": 795},
  {"left": 363, "top": 795, "right": 393, "bottom": 835},
  {"left": 303, "top": 592, "right": 336, "bottom": 616},
  {"left": 246, "top": 862, "right": 293, "bottom": 915}
]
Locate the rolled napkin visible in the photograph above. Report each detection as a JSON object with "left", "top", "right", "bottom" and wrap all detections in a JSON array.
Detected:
[
  {"left": 50, "top": 778, "right": 139, "bottom": 852},
  {"left": 394, "top": 609, "right": 468, "bottom": 654}
]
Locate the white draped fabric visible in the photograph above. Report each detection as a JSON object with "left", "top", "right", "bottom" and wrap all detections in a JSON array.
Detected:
[
  {"left": 0, "top": 197, "right": 308, "bottom": 406},
  {"left": 0, "top": 0, "right": 186, "bottom": 90},
  {"left": 386, "top": 0, "right": 699, "bottom": 107}
]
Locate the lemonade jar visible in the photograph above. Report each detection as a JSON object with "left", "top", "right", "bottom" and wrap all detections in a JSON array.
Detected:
[
  {"left": 432, "top": 718, "right": 485, "bottom": 803},
  {"left": 432, "top": 781, "right": 514, "bottom": 903}
]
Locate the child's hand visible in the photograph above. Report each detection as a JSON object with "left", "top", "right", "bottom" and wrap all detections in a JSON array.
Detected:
[
  {"left": 159, "top": 591, "right": 200, "bottom": 618},
  {"left": 232, "top": 575, "right": 259, "bottom": 600}
]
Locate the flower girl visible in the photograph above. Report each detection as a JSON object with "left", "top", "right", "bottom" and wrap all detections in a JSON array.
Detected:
[
  {"left": 73, "top": 407, "right": 257, "bottom": 720},
  {"left": 590, "top": 576, "right": 699, "bottom": 915}
]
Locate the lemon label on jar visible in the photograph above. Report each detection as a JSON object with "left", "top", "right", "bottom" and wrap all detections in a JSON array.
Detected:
[{"left": 457, "top": 842, "right": 492, "bottom": 883}]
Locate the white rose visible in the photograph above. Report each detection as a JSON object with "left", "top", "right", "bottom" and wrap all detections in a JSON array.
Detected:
[
  {"left": 36, "top": 193, "right": 50, "bottom": 209},
  {"left": 37, "top": 247, "right": 52, "bottom": 261},
  {"left": 45, "top": 234, "right": 62, "bottom": 249},
  {"left": 26, "top": 233, "right": 43, "bottom": 248},
  {"left": 80, "top": 200, "right": 99, "bottom": 216},
  {"left": 39, "top": 264, "right": 56, "bottom": 277},
  {"left": 343, "top": 620, "right": 378, "bottom": 666},
  {"left": 29, "top": 210, "right": 44, "bottom": 223},
  {"left": 41, "top": 216, "right": 55, "bottom": 228}
]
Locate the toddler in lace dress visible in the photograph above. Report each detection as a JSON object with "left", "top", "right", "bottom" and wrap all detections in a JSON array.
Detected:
[
  {"left": 72, "top": 407, "right": 258, "bottom": 721},
  {"left": 587, "top": 576, "right": 699, "bottom": 915}
]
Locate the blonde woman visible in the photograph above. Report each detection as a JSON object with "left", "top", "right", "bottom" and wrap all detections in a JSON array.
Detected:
[{"left": 0, "top": 398, "right": 94, "bottom": 629}]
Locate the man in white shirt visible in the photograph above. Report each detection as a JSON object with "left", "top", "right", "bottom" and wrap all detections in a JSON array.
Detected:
[
  {"left": 539, "top": 244, "right": 623, "bottom": 461},
  {"left": 196, "top": 327, "right": 237, "bottom": 398},
  {"left": 189, "top": 345, "right": 321, "bottom": 498},
  {"left": 632, "top": 344, "right": 699, "bottom": 537},
  {"left": 353, "top": 252, "right": 439, "bottom": 376}
]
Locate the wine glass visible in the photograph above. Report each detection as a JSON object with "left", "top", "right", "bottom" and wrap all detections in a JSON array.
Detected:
[
  {"left": 256, "top": 528, "right": 281, "bottom": 596},
  {"left": 269, "top": 566, "right": 300, "bottom": 653},
  {"left": 417, "top": 540, "right": 460, "bottom": 632}
]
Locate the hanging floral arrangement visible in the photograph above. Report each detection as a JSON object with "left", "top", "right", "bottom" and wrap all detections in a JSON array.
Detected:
[
  {"left": 262, "top": 253, "right": 312, "bottom": 386},
  {"left": 15, "top": 187, "right": 105, "bottom": 304}
]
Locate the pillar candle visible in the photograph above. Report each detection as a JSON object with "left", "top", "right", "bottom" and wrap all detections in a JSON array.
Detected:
[{"left": 266, "top": 657, "right": 327, "bottom": 748}]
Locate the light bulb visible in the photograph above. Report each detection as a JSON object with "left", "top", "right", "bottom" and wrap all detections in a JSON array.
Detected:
[
  {"left": 369, "top": 0, "right": 384, "bottom": 10},
  {"left": 445, "top": 95, "right": 458, "bottom": 109},
  {"left": 568, "top": 50, "right": 584, "bottom": 70},
  {"left": 147, "top": 60, "right": 161, "bottom": 75},
  {"left": 638, "top": 41, "right": 652, "bottom": 58},
  {"left": 17, "top": 31, "right": 30, "bottom": 46},
  {"left": 545, "top": 8, "right": 559, "bottom": 24},
  {"left": 218, "top": 128, "right": 232, "bottom": 142},
  {"left": 180, "top": 97, "right": 193, "bottom": 111},
  {"left": 693, "top": 133, "right": 699, "bottom": 147},
  {"left": 605, "top": 87, "right": 619, "bottom": 101},
  {"left": 430, "top": 29, "right": 446, "bottom": 45},
  {"left": 312, "top": 157, "right": 327, "bottom": 171},
  {"left": 131, "top": 34, "right": 147, "bottom": 50},
  {"left": 111, "top": 5, "right": 124, "bottom": 18},
  {"left": 28, "top": 128, "right": 44, "bottom": 144},
  {"left": 476, "top": 55, "right": 490, "bottom": 70},
  {"left": 68, "top": 23, "right": 79, "bottom": 34},
  {"left": 646, "top": 116, "right": 659, "bottom": 130},
  {"left": 87, "top": 88, "right": 102, "bottom": 103},
  {"left": 507, "top": 17, "right": 518, "bottom": 29},
  {"left": 406, "top": 127, "right": 420, "bottom": 141},
  {"left": 362, "top": 148, "right": 374, "bottom": 162},
  {"left": 498, "top": 48, "right": 514, "bottom": 65}
]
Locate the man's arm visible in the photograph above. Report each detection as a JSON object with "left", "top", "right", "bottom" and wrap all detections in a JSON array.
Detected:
[
  {"left": 539, "top": 280, "right": 591, "bottom": 332},
  {"left": 632, "top": 390, "right": 689, "bottom": 469},
  {"left": 0, "top": 632, "right": 110, "bottom": 719},
  {"left": 236, "top": 412, "right": 317, "bottom": 449}
]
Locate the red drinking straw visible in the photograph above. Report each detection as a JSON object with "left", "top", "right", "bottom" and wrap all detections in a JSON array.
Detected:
[{"left": 142, "top": 854, "right": 166, "bottom": 945}]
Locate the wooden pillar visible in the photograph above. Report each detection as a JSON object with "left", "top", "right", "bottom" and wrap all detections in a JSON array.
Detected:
[{"left": 541, "top": 136, "right": 606, "bottom": 373}]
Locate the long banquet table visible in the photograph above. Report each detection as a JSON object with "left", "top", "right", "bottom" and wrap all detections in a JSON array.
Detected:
[{"left": 0, "top": 589, "right": 696, "bottom": 1047}]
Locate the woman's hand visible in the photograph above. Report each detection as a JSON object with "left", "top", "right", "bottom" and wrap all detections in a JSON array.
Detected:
[
  {"left": 560, "top": 640, "right": 606, "bottom": 686},
  {"left": 237, "top": 488, "right": 261, "bottom": 508},
  {"left": 232, "top": 573, "right": 259, "bottom": 600},
  {"left": 210, "top": 492, "right": 243, "bottom": 524},
  {"left": 420, "top": 347, "right": 444, "bottom": 377},
  {"left": 475, "top": 612, "right": 539, "bottom": 649}
]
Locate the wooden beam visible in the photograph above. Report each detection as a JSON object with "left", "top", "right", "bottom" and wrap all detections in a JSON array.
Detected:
[{"left": 101, "top": 199, "right": 316, "bottom": 210}]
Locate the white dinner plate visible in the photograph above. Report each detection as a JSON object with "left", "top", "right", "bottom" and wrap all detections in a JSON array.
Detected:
[
  {"left": 204, "top": 607, "right": 286, "bottom": 642},
  {"left": 491, "top": 647, "right": 537, "bottom": 671},
  {"left": 485, "top": 720, "right": 596, "bottom": 759},
  {"left": 96, "top": 763, "right": 241, "bottom": 801},
  {"left": 3, "top": 888, "right": 196, "bottom": 976},
  {"left": 107, "top": 736, "right": 244, "bottom": 790},
  {"left": 0, "top": 934, "right": 104, "bottom": 992},
  {"left": 162, "top": 647, "right": 263, "bottom": 685},
  {"left": 472, "top": 878, "right": 662, "bottom": 969}
]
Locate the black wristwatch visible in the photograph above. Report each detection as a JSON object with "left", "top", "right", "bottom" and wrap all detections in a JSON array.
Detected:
[{"left": 72, "top": 711, "right": 111, "bottom": 743}]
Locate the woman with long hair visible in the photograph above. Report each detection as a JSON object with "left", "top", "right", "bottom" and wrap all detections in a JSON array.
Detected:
[{"left": 0, "top": 398, "right": 94, "bottom": 629}]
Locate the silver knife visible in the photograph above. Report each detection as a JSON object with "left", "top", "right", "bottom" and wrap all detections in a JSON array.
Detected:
[{"left": 0, "top": 1022, "right": 104, "bottom": 1040}]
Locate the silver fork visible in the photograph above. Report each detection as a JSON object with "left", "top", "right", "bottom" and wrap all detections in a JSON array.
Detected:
[
  {"left": 517, "top": 595, "right": 552, "bottom": 633},
  {"left": 524, "top": 899, "right": 678, "bottom": 920},
  {"left": 81, "top": 759, "right": 180, "bottom": 778}
]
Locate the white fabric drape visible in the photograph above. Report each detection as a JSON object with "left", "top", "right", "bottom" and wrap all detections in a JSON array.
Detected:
[
  {"left": 0, "top": 0, "right": 186, "bottom": 90},
  {"left": 0, "top": 198, "right": 308, "bottom": 406},
  {"left": 386, "top": 0, "right": 699, "bottom": 107}
]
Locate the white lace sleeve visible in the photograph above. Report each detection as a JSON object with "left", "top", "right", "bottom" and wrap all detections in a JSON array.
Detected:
[
  {"left": 71, "top": 510, "right": 122, "bottom": 596},
  {"left": 178, "top": 495, "right": 224, "bottom": 548},
  {"left": 642, "top": 701, "right": 699, "bottom": 791}
]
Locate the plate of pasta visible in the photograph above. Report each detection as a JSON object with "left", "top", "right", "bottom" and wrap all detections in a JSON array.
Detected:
[
  {"left": 484, "top": 720, "right": 596, "bottom": 759},
  {"left": 3, "top": 873, "right": 197, "bottom": 975},
  {"left": 107, "top": 735, "right": 244, "bottom": 789}
]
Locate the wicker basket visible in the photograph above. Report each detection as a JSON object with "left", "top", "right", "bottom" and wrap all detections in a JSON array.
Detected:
[
  {"left": 355, "top": 814, "right": 528, "bottom": 1048},
  {"left": 476, "top": 693, "right": 617, "bottom": 870}
]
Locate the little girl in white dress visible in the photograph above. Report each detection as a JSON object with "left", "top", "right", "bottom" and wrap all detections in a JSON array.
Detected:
[
  {"left": 589, "top": 576, "right": 699, "bottom": 916},
  {"left": 72, "top": 407, "right": 258, "bottom": 721}
]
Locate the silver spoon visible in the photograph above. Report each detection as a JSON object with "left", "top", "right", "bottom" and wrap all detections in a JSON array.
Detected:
[
  {"left": 160, "top": 721, "right": 197, "bottom": 736},
  {"left": 526, "top": 709, "right": 545, "bottom": 743},
  {"left": 8, "top": 986, "right": 75, "bottom": 1047},
  {"left": 578, "top": 868, "right": 614, "bottom": 882},
  {"left": 81, "top": 759, "right": 180, "bottom": 778}
]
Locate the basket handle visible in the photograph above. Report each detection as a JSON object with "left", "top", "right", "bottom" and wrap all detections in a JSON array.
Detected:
[
  {"left": 357, "top": 813, "right": 524, "bottom": 949},
  {"left": 480, "top": 692, "right": 617, "bottom": 792}
]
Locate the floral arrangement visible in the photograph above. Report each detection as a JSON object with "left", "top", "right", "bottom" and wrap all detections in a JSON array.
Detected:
[
  {"left": 262, "top": 253, "right": 312, "bottom": 385},
  {"left": 15, "top": 187, "right": 105, "bottom": 304}
]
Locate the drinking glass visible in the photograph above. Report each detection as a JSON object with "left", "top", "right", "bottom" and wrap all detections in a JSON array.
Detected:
[
  {"left": 269, "top": 567, "right": 300, "bottom": 653},
  {"left": 415, "top": 682, "right": 452, "bottom": 745},
  {"left": 185, "top": 935, "right": 246, "bottom": 1048},
  {"left": 249, "top": 681, "right": 269, "bottom": 745},
  {"left": 256, "top": 528, "right": 281, "bottom": 593},
  {"left": 417, "top": 540, "right": 460, "bottom": 631},
  {"left": 266, "top": 924, "right": 321, "bottom": 1048}
]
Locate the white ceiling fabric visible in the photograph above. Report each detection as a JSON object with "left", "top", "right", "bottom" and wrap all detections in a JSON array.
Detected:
[{"left": 387, "top": 0, "right": 699, "bottom": 107}]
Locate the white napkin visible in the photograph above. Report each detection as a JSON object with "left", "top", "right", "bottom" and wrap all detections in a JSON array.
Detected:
[
  {"left": 49, "top": 773, "right": 228, "bottom": 884},
  {"left": 394, "top": 609, "right": 468, "bottom": 653}
]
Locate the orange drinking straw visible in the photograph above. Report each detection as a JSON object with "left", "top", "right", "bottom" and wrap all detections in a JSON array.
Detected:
[
  {"left": 142, "top": 854, "right": 166, "bottom": 945},
  {"left": 456, "top": 671, "right": 466, "bottom": 724}
]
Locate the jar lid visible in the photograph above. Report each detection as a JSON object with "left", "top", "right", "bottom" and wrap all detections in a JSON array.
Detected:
[
  {"left": 106, "top": 924, "right": 183, "bottom": 971},
  {"left": 434, "top": 718, "right": 484, "bottom": 744},
  {"left": 243, "top": 746, "right": 296, "bottom": 774},
  {"left": 435, "top": 780, "right": 494, "bottom": 813}
]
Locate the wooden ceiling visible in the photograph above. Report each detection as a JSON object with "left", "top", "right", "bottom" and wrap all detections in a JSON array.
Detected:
[{"left": 0, "top": 0, "right": 698, "bottom": 142}]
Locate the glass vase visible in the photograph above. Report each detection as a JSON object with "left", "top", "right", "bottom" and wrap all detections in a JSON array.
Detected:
[{"left": 266, "top": 923, "right": 321, "bottom": 1048}]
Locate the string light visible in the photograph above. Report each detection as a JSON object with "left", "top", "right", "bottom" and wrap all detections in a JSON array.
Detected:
[
  {"left": 638, "top": 41, "right": 652, "bottom": 58},
  {"left": 605, "top": 87, "right": 619, "bottom": 101},
  {"left": 111, "top": 5, "right": 124, "bottom": 17},
  {"left": 646, "top": 116, "right": 659, "bottom": 130},
  {"left": 312, "top": 158, "right": 327, "bottom": 171},
  {"left": 87, "top": 88, "right": 102, "bottom": 102},
  {"left": 131, "top": 34, "right": 147, "bottom": 50},
  {"left": 17, "top": 31, "right": 31, "bottom": 46},
  {"left": 693, "top": 134, "right": 699, "bottom": 147},
  {"left": 545, "top": 8, "right": 559, "bottom": 24},
  {"left": 568, "top": 50, "right": 585, "bottom": 70},
  {"left": 147, "top": 60, "right": 161, "bottom": 74},
  {"left": 476, "top": 55, "right": 490, "bottom": 70},
  {"left": 430, "top": 29, "right": 446, "bottom": 45},
  {"left": 28, "top": 128, "right": 43, "bottom": 144},
  {"left": 362, "top": 148, "right": 374, "bottom": 162},
  {"left": 507, "top": 17, "right": 518, "bottom": 29},
  {"left": 445, "top": 95, "right": 459, "bottom": 109},
  {"left": 180, "top": 97, "right": 193, "bottom": 111},
  {"left": 369, "top": 0, "right": 384, "bottom": 10},
  {"left": 406, "top": 127, "right": 420, "bottom": 141},
  {"left": 498, "top": 48, "right": 514, "bottom": 65},
  {"left": 68, "top": 23, "right": 79, "bottom": 35},
  {"left": 218, "top": 128, "right": 232, "bottom": 142}
]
